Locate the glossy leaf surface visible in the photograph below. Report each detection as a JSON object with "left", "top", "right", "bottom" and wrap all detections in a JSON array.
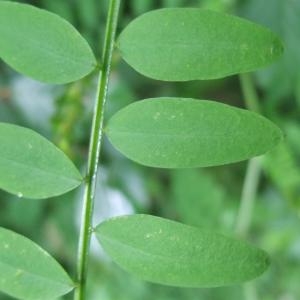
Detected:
[
  {"left": 0, "top": 122, "right": 83, "bottom": 199},
  {"left": 0, "top": 227, "right": 74, "bottom": 300},
  {"left": 95, "top": 214, "right": 270, "bottom": 287},
  {"left": 105, "top": 98, "right": 283, "bottom": 168},
  {"left": 0, "top": 1, "right": 96, "bottom": 83},
  {"left": 118, "top": 8, "right": 283, "bottom": 81}
]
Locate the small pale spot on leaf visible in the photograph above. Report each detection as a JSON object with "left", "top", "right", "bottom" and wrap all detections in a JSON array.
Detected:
[{"left": 15, "top": 269, "right": 24, "bottom": 277}]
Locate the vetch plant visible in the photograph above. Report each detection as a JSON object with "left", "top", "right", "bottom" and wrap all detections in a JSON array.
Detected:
[{"left": 0, "top": 1, "right": 284, "bottom": 300}]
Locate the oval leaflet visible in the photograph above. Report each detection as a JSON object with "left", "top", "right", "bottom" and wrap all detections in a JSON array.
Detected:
[
  {"left": 0, "top": 1, "right": 96, "bottom": 83},
  {"left": 0, "top": 122, "right": 83, "bottom": 199},
  {"left": 95, "top": 214, "right": 270, "bottom": 287},
  {"left": 0, "top": 227, "right": 74, "bottom": 300},
  {"left": 105, "top": 98, "right": 283, "bottom": 168},
  {"left": 117, "top": 8, "right": 283, "bottom": 81}
]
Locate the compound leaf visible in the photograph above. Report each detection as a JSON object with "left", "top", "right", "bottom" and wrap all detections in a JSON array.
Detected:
[
  {"left": 95, "top": 214, "right": 270, "bottom": 287},
  {"left": 0, "top": 122, "right": 83, "bottom": 199},
  {"left": 0, "top": 227, "right": 74, "bottom": 300},
  {"left": 105, "top": 98, "right": 282, "bottom": 168},
  {"left": 0, "top": 1, "right": 96, "bottom": 84},
  {"left": 118, "top": 8, "right": 283, "bottom": 81}
]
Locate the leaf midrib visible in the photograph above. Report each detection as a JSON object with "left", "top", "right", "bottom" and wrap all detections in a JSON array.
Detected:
[
  {"left": 107, "top": 128, "right": 257, "bottom": 140},
  {"left": 0, "top": 261, "right": 73, "bottom": 291},
  {"left": 0, "top": 155, "right": 81, "bottom": 183},
  {"left": 100, "top": 233, "right": 202, "bottom": 264},
  {"left": 0, "top": 27, "right": 94, "bottom": 69}
]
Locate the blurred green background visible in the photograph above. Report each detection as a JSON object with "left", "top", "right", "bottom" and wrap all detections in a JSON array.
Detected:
[{"left": 0, "top": 0, "right": 300, "bottom": 299}]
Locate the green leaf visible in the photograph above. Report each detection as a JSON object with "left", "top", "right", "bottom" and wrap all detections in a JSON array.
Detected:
[
  {"left": 95, "top": 214, "right": 270, "bottom": 287},
  {"left": 0, "top": 122, "right": 83, "bottom": 199},
  {"left": 0, "top": 227, "right": 74, "bottom": 300},
  {"left": 117, "top": 8, "right": 283, "bottom": 81},
  {"left": 105, "top": 98, "right": 283, "bottom": 168},
  {"left": 0, "top": 1, "right": 96, "bottom": 84}
]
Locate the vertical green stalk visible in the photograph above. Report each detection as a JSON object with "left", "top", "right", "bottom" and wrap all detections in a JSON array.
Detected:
[
  {"left": 235, "top": 73, "right": 262, "bottom": 237},
  {"left": 74, "top": 1, "right": 121, "bottom": 299},
  {"left": 239, "top": 73, "right": 261, "bottom": 114},
  {"left": 235, "top": 156, "right": 262, "bottom": 237},
  {"left": 236, "top": 73, "right": 263, "bottom": 300}
]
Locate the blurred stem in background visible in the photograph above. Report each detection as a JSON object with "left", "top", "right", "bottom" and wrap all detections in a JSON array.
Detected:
[
  {"left": 74, "top": 0, "right": 121, "bottom": 299},
  {"left": 235, "top": 155, "right": 262, "bottom": 237},
  {"left": 236, "top": 74, "right": 262, "bottom": 236},
  {"left": 236, "top": 73, "right": 263, "bottom": 300},
  {"left": 239, "top": 73, "right": 261, "bottom": 114}
]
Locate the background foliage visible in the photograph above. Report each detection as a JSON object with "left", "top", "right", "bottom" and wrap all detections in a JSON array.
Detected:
[{"left": 0, "top": 0, "right": 299, "bottom": 299}]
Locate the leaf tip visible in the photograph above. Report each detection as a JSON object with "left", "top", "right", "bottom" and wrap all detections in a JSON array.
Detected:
[
  {"left": 271, "top": 35, "right": 284, "bottom": 60},
  {"left": 254, "top": 248, "right": 271, "bottom": 279},
  {"left": 273, "top": 125, "right": 284, "bottom": 146}
]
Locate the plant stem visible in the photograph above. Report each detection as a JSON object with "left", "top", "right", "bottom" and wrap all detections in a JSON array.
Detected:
[
  {"left": 239, "top": 73, "right": 261, "bottom": 114},
  {"left": 235, "top": 73, "right": 262, "bottom": 237},
  {"left": 235, "top": 156, "right": 262, "bottom": 237},
  {"left": 236, "top": 73, "right": 262, "bottom": 300},
  {"left": 74, "top": 1, "right": 121, "bottom": 299},
  {"left": 243, "top": 282, "right": 259, "bottom": 300}
]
